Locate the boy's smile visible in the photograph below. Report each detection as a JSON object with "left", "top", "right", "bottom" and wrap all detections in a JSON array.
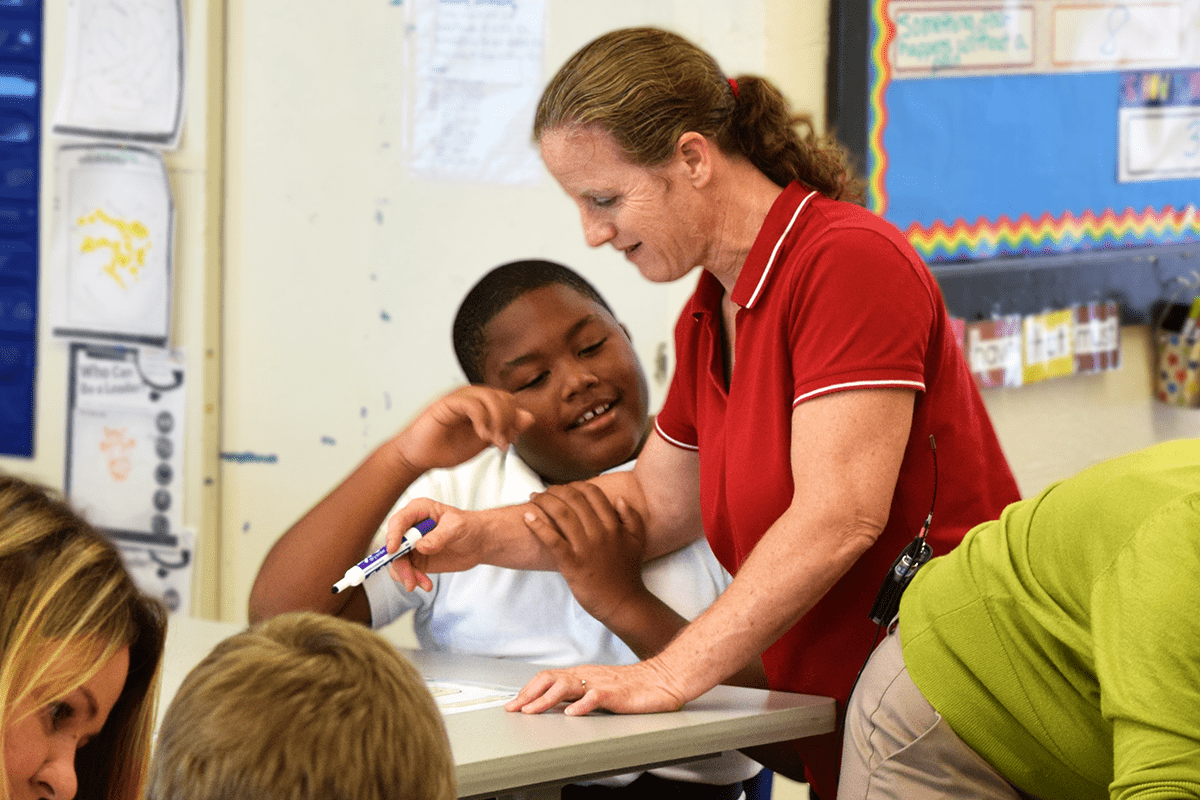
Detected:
[
  {"left": 481, "top": 284, "right": 650, "bottom": 484},
  {"left": 569, "top": 400, "right": 616, "bottom": 429}
]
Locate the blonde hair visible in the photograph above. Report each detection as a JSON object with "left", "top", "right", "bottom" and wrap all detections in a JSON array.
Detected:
[
  {"left": 534, "top": 26, "right": 864, "bottom": 203},
  {"left": 0, "top": 475, "right": 166, "bottom": 800},
  {"left": 148, "top": 612, "right": 455, "bottom": 800}
]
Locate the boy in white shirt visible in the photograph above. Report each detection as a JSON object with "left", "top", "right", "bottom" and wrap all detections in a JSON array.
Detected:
[{"left": 250, "top": 260, "right": 768, "bottom": 799}]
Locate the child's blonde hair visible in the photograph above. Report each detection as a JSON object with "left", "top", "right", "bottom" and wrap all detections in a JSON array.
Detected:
[
  {"left": 148, "top": 611, "right": 455, "bottom": 800},
  {"left": 0, "top": 474, "right": 166, "bottom": 800}
]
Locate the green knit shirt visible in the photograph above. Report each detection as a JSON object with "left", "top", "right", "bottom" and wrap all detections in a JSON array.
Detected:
[{"left": 900, "top": 439, "right": 1200, "bottom": 800}]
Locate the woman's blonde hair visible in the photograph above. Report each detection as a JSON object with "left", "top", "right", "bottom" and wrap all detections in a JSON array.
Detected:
[
  {"left": 534, "top": 26, "right": 863, "bottom": 203},
  {"left": 0, "top": 474, "right": 167, "bottom": 800},
  {"left": 148, "top": 611, "right": 456, "bottom": 800}
]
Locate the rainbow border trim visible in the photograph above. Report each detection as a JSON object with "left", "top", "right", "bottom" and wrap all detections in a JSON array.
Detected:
[
  {"left": 906, "top": 206, "right": 1200, "bottom": 261},
  {"left": 865, "top": 0, "right": 1200, "bottom": 261},
  {"left": 866, "top": 0, "right": 894, "bottom": 216}
]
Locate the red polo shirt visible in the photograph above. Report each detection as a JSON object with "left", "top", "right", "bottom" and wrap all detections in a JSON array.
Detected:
[{"left": 655, "top": 183, "right": 1019, "bottom": 796}]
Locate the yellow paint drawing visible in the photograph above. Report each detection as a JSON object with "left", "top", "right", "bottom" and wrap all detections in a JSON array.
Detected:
[
  {"left": 100, "top": 426, "right": 136, "bottom": 482},
  {"left": 77, "top": 209, "right": 152, "bottom": 289}
]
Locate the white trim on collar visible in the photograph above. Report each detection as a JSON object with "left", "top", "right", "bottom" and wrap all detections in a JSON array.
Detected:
[{"left": 745, "top": 189, "right": 819, "bottom": 309}]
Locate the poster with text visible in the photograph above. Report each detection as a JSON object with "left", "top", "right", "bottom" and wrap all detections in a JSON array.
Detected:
[{"left": 65, "top": 342, "right": 185, "bottom": 547}]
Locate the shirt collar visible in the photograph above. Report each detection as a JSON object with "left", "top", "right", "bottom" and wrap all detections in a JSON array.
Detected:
[{"left": 731, "top": 183, "right": 819, "bottom": 309}]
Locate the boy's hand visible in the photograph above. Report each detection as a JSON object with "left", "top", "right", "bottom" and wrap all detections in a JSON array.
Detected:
[
  {"left": 392, "top": 386, "right": 533, "bottom": 475},
  {"left": 524, "top": 482, "right": 649, "bottom": 626}
]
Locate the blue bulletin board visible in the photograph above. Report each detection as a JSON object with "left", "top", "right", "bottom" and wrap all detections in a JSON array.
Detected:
[
  {"left": 0, "top": 0, "right": 40, "bottom": 456},
  {"left": 830, "top": 0, "right": 1200, "bottom": 322}
]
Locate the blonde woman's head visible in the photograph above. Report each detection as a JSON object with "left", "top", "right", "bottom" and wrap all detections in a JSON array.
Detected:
[{"left": 0, "top": 475, "right": 166, "bottom": 800}]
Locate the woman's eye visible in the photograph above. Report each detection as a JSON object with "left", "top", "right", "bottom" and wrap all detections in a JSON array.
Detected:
[
  {"left": 591, "top": 196, "right": 617, "bottom": 208},
  {"left": 48, "top": 702, "right": 74, "bottom": 728}
]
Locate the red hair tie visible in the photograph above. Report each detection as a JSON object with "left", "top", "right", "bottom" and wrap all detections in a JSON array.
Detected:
[{"left": 728, "top": 78, "right": 739, "bottom": 98}]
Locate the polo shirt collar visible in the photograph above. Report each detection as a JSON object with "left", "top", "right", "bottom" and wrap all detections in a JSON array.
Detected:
[{"left": 731, "top": 182, "right": 819, "bottom": 309}]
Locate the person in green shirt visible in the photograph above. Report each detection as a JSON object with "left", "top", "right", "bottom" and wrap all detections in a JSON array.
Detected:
[{"left": 839, "top": 439, "right": 1200, "bottom": 800}]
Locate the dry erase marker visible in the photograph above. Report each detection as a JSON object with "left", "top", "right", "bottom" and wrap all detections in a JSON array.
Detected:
[{"left": 331, "top": 518, "right": 436, "bottom": 594}]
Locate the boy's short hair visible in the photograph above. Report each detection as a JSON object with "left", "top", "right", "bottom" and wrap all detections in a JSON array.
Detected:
[
  {"left": 147, "top": 612, "right": 455, "bottom": 800},
  {"left": 453, "top": 259, "right": 613, "bottom": 384}
]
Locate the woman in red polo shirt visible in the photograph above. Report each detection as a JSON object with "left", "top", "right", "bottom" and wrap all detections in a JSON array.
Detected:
[{"left": 389, "top": 27, "right": 1019, "bottom": 798}]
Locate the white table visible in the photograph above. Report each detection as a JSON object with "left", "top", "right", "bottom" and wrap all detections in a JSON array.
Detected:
[{"left": 160, "top": 617, "right": 836, "bottom": 799}]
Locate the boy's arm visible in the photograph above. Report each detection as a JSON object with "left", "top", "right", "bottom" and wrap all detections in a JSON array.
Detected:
[
  {"left": 248, "top": 441, "right": 423, "bottom": 624},
  {"left": 526, "top": 482, "right": 770, "bottom": 689},
  {"left": 248, "top": 386, "right": 532, "bottom": 624},
  {"left": 389, "top": 432, "right": 707, "bottom": 588}
]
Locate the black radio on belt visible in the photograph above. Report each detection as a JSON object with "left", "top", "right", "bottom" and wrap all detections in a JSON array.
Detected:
[{"left": 868, "top": 435, "right": 937, "bottom": 625}]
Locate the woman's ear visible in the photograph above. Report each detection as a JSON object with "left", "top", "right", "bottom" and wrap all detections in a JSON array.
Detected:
[{"left": 675, "top": 132, "right": 713, "bottom": 188}]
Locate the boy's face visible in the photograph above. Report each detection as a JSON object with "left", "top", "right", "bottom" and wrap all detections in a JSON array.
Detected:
[{"left": 481, "top": 284, "right": 650, "bottom": 484}]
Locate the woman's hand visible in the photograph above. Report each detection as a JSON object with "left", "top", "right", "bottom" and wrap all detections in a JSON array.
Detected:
[
  {"left": 504, "top": 659, "right": 689, "bottom": 716},
  {"left": 385, "top": 498, "right": 561, "bottom": 590},
  {"left": 383, "top": 498, "right": 492, "bottom": 591}
]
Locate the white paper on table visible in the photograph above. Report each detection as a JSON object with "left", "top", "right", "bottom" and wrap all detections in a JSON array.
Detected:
[
  {"left": 51, "top": 144, "right": 173, "bottom": 346},
  {"left": 425, "top": 678, "right": 519, "bottom": 715},
  {"left": 406, "top": 0, "right": 544, "bottom": 185},
  {"left": 52, "top": 0, "right": 185, "bottom": 148},
  {"left": 65, "top": 342, "right": 186, "bottom": 546}
]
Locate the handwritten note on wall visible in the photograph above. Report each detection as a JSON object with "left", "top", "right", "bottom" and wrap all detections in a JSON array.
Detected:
[
  {"left": 408, "top": 0, "right": 545, "bottom": 185},
  {"left": 894, "top": 8, "right": 1034, "bottom": 71},
  {"left": 887, "top": 0, "right": 1200, "bottom": 79}
]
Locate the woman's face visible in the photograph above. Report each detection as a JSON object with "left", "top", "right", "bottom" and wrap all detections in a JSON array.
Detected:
[
  {"left": 540, "top": 126, "right": 707, "bottom": 284},
  {"left": 4, "top": 643, "right": 129, "bottom": 800}
]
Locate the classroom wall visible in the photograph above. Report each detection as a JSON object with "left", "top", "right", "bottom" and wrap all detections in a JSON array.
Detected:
[
  {"left": 218, "top": 0, "right": 825, "bottom": 624},
  {"left": 981, "top": 324, "right": 1197, "bottom": 496},
  {"left": 0, "top": 0, "right": 224, "bottom": 613},
  {"left": 10, "top": 1, "right": 1197, "bottom": 626}
]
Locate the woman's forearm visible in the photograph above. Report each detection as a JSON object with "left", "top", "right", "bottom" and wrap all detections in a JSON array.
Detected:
[{"left": 646, "top": 506, "right": 881, "bottom": 701}]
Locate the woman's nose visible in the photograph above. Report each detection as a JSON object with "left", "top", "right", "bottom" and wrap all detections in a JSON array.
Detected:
[
  {"left": 581, "top": 211, "right": 615, "bottom": 248},
  {"left": 37, "top": 744, "right": 79, "bottom": 800}
]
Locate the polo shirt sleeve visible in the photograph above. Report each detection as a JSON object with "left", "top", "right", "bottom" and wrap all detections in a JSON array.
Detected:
[
  {"left": 655, "top": 295, "right": 703, "bottom": 451},
  {"left": 1092, "top": 495, "right": 1200, "bottom": 800},
  {"left": 786, "top": 225, "right": 934, "bottom": 405}
]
